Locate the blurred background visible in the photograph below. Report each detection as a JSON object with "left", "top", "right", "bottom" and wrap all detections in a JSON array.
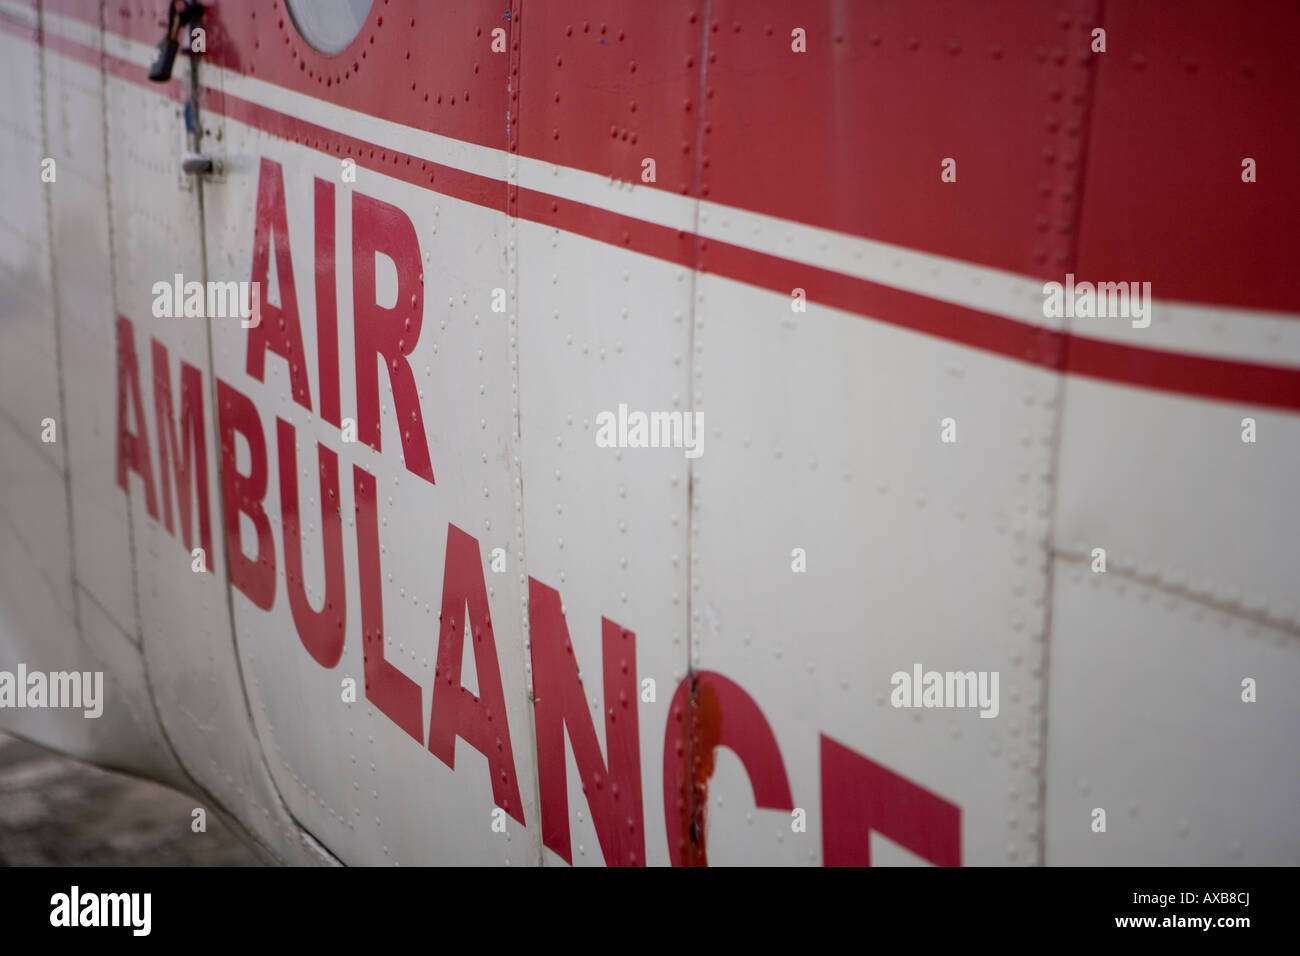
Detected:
[{"left": 0, "top": 732, "right": 260, "bottom": 866}]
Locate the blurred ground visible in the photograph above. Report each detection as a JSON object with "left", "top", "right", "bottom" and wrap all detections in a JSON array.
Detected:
[{"left": 0, "top": 732, "right": 263, "bottom": 866}]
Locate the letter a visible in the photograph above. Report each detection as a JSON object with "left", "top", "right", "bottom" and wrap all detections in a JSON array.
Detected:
[
  {"left": 791, "top": 27, "right": 806, "bottom": 53},
  {"left": 247, "top": 158, "right": 312, "bottom": 410},
  {"left": 1241, "top": 158, "right": 1256, "bottom": 183},
  {"left": 50, "top": 894, "right": 70, "bottom": 927},
  {"left": 594, "top": 411, "right": 616, "bottom": 448},
  {"left": 1091, "top": 807, "right": 1106, "bottom": 833},
  {"left": 1091, "top": 28, "right": 1106, "bottom": 53},
  {"left": 641, "top": 157, "right": 656, "bottom": 183},
  {"left": 1042, "top": 281, "right": 1064, "bottom": 318},
  {"left": 791, "top": 287, "right": 807, "bottom": 313},
  {"left": 890, "top": 671, "right": 911, "bottom": 708},
  {"left": 941, "top": 157, "right": 957, "bottom": 182},
  {"left": 1091, "top": 547, "right": 1106, "bottom": 572},
  {"left": 151, "top": 280, "right": 171, "bottom": 318},
  {"left": 1241, "top": 677, "right": 1256, "bottom": 702},
  {"left": 491, "top": 27, "right": 506, "bottom": 53},
  {"left": 1241, "top": 417, "right": 1256, "bottom": 443},
  {"left": 116, "top": 317, "right": 159, "bottom": 520},
  {"left": 529, "top": 579, "right": 645, "bottom": 866}
]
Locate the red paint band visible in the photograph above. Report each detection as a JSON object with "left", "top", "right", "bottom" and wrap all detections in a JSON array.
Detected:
[{"left": 22, "top": 23, "right": 1300, "bottom": 412}]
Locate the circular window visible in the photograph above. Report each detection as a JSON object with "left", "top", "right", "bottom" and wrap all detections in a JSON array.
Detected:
[{"left": 285, "top": 0, "right": 375, "bottom": 56}]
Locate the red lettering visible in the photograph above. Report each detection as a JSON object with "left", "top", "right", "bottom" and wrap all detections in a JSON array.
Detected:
[
  {"left": 151, "top": 339, "right": 211, "bottom": 567},
  {"left": 529, "top": 579, "right": 643, "bottom": 866},
  {"left": 428, "top": 525, "right": 522, "bottom": 823},
  {"left": 352, "top": 191, "right": 435, "bottom": 485},
  {"left": 114, "top": 316, "right": 158, "bottom": 520},
  {"left": 217, "top": 379, "right": 276, "bottom": 609},
  {"left": 663, "top": 672, "right": 793, "bottom": 866},
  {"left": 277, "top": 418, "right": 345, "bottom": 667},
  {"left": 247, "top": 157, "right": 312, "bottom": 410},
  {"left": 314, "top": 177, "right": 341, "bottom": 428},
  {"left": 353, "top": 465, "right": 424, "bottom": 742},
  {"left": 819, "top": 735, "right": 961, "bottom": 866}
]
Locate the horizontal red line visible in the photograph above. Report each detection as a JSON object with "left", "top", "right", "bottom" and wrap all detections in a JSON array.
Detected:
[
  {"left": 0, "top": 10, "right": 37, "bottom": 41},
  {"left": 701, "top": 239, "right": 1067, "bottom": 369},
  {"left": 14, "top": 23, "right": 1300, "bottom": 413},
  {"left": 515, "top": 186, "right": 697, "bottom": 270},
  {"left": 698, "top": 240, "right": 1300, "bottom": 411},
  {"left": 1067, "top": 336, "right": 1300, "bottom": 411},
  {"left": 205, "top": 86, "right": 507, "bottom": 214}
]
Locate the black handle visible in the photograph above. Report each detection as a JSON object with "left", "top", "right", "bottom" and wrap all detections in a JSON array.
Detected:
[{"left": 147, "top": 0, "right": 203, "bottom": 83}]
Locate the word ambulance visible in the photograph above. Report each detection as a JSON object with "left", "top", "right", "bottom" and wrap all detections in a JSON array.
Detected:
[{"left": 113, "top": 158, "right": 960, "bottom": 866}]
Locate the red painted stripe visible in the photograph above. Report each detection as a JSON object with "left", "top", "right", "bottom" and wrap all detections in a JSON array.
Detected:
[
  {"left": 1066, "top": 337, "right": 1300, "bottom": 412},
  {"left": 701, "top": 239, "right": 1066, "bottom": 369},
  {"left": 703, "top": 237, "right": 1300, "bottom": 412},
  {"left": 695, "top": 0, "right": 1095, "bottom": 288},
  {"left": 1075, "top": 0, "right": 1300, "bottom": 313},
  {"left": 45, "top": 27, "right": 190, "bottom": 102},
  {"left": 515, "top": 187, "right": 696, "bottom": 270},
  {"left": 204, "top": 86, "right": 507, "bottom": 214},
  {"left": 104, "top": 0, "right": 514, "bottom": 153},
  {"left": 14, "top": 21, "right": 1300, "bottom": 413},
  {"left": 0, "top": 9, "right": 37, "bottom": 42},
  {"left": 45, "top": 1, "right": 1300, "bottom": 315},
  {"left": 0, "top": 6, "right": 188, "bottom": 102}
]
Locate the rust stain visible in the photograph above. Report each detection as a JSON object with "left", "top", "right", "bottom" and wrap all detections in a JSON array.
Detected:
[{"left": 681, "top": 675, "right": 722, "bottom": 867}]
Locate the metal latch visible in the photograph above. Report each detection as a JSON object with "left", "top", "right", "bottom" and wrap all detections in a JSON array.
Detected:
[{"left": 180, "top": 152, "right": 214, "bottom": 175}]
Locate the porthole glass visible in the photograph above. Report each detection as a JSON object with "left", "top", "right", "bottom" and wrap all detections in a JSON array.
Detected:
[{"left": 285, "top": 0, "right": 374, "bottom": 56}]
